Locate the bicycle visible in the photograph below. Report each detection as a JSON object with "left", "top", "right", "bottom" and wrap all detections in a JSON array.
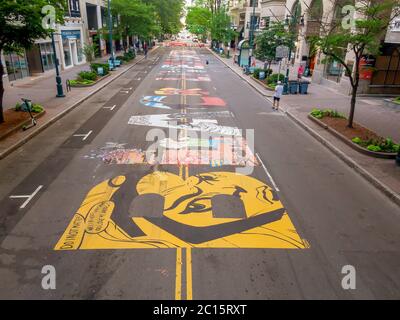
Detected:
[{"left": 21, "top": 98, "right": 37, "bottom": 131}]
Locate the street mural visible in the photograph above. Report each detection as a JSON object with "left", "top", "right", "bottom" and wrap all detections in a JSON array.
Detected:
[
  {"left": 128, "top": 114, "right": 242, "bottom": 136},
  {"left": 156, "top": 76, "right": 211, "bottom": 82},
  {"left": 84, "top": 136, "right": 257, "bottom": 166},
  {"left": 140, "top": 95, "right": 226, "bottom": 109},
  {"left": 55, "top": 172, "right": 307, "bottom": 249},
  {"left": 56, "top": 48, "right": 307, "bottom": 251}
]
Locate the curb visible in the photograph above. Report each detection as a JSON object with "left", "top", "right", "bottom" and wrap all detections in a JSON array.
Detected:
[
  {"left": 209, "top": 48, "right": 400, "bottom": 207},
  {"left": 0, "top": 48, "right": 157, "bottom": 160}
]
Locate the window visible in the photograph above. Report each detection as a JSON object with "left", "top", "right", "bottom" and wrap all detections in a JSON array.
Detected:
[
  {"left": 39, "top": 43, "right": 55, "bottom": 71},
  {"left": 371, "top": 46, "right": 400, "bottom": 86},
  {"left": 63, "top": 39, "right": 72, "bottom": 67},
  {"left": 4, "top": 51, "right": 29, "bottom": 82},
  {"left": 68, "top": 0, "right": 81, "bottom": 17}
]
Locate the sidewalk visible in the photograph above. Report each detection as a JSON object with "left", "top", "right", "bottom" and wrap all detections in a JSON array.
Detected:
[
  {"left": 210, "top": 50, "right": 400, "bottom": 204},
  {"left": 3, "top": 52, "right": 123, "bottom": 110},
  {"left": 0, "top": 50, "right": 153, "bottom": 159}
]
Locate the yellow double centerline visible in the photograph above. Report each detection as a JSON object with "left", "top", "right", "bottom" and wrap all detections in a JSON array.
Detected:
[{"left": 175, "top": 50, "right": 193, "bottom": 300}]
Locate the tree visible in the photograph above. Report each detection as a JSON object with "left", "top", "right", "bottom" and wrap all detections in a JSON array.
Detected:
[
  {"left": 311, "top": 0, "right": 400, "bottom": 128},
  {"left": 255, "top": 21, "right": 295, "bottom": 70},
  {"left": 210, "top": 8, "right": 236, "bottom": 46},
  {"left": 146, "top": 0, "right": 184, "bottom": 36},
  {"left": 186, "top": 7, "right": 211, "bottom": 41},
  {"left": 82, "top": 43, "right": 98, "bottom": 63},
  {"left": 111, "top": 0, "right": 159, "bottom": 46},
  {"left": 0, "top": 0, "right": 66, "bottom": 123}
]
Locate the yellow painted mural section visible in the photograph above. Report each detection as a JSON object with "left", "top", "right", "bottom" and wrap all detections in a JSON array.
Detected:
[{"left": 55, "top": 171, "right": 307, "bottom": 250}]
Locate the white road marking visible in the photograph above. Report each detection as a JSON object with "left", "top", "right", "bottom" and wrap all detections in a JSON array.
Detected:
[
  {"left": 255, "top": 153, "right": 280, "bottom": 192},
  {"left": 103, "top": 105, "right": 116, "bottom": 111},
  {"left": 10, "top": 185, "right": 43, "bottom": 209},
  {"left": 120, "top": 90, "right": 129, "bottom": 94},
  {"left": 73, "top": 130, "right": 93, "bottom": 141}
]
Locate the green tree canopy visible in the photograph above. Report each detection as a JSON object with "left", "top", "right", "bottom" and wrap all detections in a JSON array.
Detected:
[
  {"left": 111, "top": 0, "right": 160, "bottom": 41},
  {"left": 210, "top": 8, "right": 235, "bottom": 45},
  {"left": 255, "top": 21, "right": 295, "bottom": 64},
  {"left": 186, "top": 6, "right": 211, "bottom": 40}
]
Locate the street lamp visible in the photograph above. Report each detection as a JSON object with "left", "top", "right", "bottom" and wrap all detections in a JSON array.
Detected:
[
  {"left": 108, "top": 0, "right": 115, "bottom": 67},
  {"left": 283, "top": 12, "right": 304, "bottom": 93},
  {"left": 51, "top": 32, "right": 65, "bottom": 98},
  {"left": 248, "top": 0, "right": 257, "bottom": 67}
]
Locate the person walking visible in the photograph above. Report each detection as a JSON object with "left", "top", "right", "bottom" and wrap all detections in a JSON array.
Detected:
[
  {"left": 297, "top": 64, "right": 304, "bottom": 80},
  {"left": 272, "top": 81, "right": 284, "bottom": 110},
  {"left": 143, "top": 41, "right": 148, "bottom": 59}
]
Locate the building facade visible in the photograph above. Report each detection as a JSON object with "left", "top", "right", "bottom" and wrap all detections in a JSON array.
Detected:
[
  {"left": 255, "top": 0, "right": 400, "bottom": 95},
  {"left": 1, "top": 0, "right": 125, "bottom": 88},
  {"left": 228, "top": 0, "right": 262, "bottom": 48}
]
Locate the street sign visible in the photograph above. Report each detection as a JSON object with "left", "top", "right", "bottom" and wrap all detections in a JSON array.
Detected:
[{"left": 276, "top": 45, "right": 289, "bottom": 59}]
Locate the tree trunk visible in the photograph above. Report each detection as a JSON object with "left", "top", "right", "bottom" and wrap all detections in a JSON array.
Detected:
[
  {"left": 348, "top": 55, "right": 361, "bottom": 128},
  {"left": 0, "top": 58, "right": 5, "bottom": 123},
  {"left": 348, "top": 85, "right": 357, "bottom": 128}
]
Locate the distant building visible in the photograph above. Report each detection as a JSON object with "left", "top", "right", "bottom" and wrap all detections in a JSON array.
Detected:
[
  {"left": 1, "top": 0, "right": 128, "bottom": 88},
  {"left": 250, "top": 0, "right": 400, "bottom": 95}
]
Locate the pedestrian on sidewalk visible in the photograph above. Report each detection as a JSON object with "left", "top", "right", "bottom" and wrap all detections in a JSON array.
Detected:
[
  {"left": 273, "top": 81, "right": 284, "bottom": 110},
  {"left": 297, "top": 64, "right": 304, "bottom": 80},
  {"left": 143, "top": 42, "right": 148, "bottom": 59}
]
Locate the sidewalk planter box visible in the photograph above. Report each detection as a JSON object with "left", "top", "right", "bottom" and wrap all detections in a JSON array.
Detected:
[
  {"left": 384, "top": 98, "right": 400, "bottom": 110},
  {"left": 0, "top": 109, "right": 46, "bottom": 141},
  {"left": 289, "top": 81, "right": 299, "bottom": 94},
  {"left": 308, "top": 114, "right": 398, "bottom": 159},
  {"left": 397, "top": 149, "right": 400, "bottom": 166},
  {"left": 68, "top": 73, "right": 111, "bottom": 87},
  {"left": 299, "top": 81, "right": 310, "bottom": 94}
]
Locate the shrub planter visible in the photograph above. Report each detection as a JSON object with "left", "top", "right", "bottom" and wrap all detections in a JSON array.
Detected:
[
  {"left": 69, "top": 72, "right": 111, "bottom": 87},
  {"left": 0, "top": 110, "right": 46, "bottom": 141},
  {"left": 384, "top": 98, "right": 400, "bottom": 110},
  {"left": 251, "top": 76, "right": 275, "bottom": 91},
  {"left": 308, "top": 114, "right": 397, "bottom": 159}
]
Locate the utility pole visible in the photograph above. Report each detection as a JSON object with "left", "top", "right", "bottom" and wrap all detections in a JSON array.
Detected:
[
  {"left": 108, "top": 0, "right": 115, "bottom": 67},
  {"left": 248, "top": 0, "right": 257, "bottom": 67},
  {"left": 51, "top": 32, "right": 65, "bottom": 98}
]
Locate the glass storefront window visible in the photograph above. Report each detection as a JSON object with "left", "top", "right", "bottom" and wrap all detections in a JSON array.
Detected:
[
  {"left": 63, "top": 39, "right": 72, "bottom": 67},
  {"left": 324, "top": 59, "right": 344, "bottom": 83},
  {"left": 76, "top": 38, "right": 83, "bottom": 62},
  {"left": 4, "top": 51, "right": 29, "bottom": 82},
  {"left": 40, "top": 42, "right": 55, "bottom": 71}
]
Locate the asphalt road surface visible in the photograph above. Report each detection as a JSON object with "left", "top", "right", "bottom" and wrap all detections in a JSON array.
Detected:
[{"left": 0, "top": 46, "right": 399, "bottom": 299}]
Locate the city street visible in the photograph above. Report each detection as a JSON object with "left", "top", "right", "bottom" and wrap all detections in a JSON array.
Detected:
[{"left": 0, "top": 46, "right": 399, "bottom": 299}]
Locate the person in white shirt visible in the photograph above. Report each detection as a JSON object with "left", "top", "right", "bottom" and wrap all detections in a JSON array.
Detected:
[{"left": 273, "top": 81, "right": 284, "bottom": 110}]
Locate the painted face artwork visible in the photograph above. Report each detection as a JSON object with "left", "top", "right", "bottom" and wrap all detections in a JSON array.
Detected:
[
  {"left": 128, "top": 113, "right": 242, "bottom": 136},
  {"left": 55, "top": 172, "right": 308, "bottom": 249}
]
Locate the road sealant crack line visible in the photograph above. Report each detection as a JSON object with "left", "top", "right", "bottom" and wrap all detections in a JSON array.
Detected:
[
  {"left": 0, "top": 47, "right": 160, "bottom": 160},
  {"left": 208, "top": 48, "right": 400, "bottom": 208}
]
